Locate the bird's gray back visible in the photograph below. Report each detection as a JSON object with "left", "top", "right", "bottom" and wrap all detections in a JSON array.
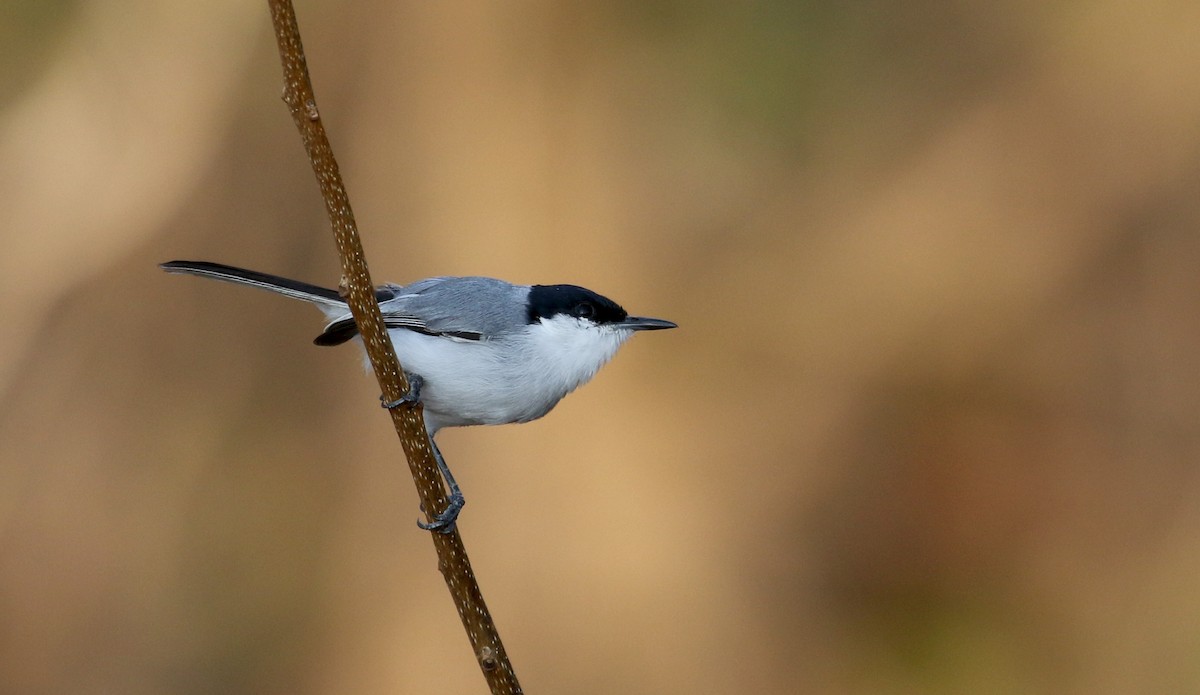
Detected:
[{"left": 380, "top": 276, "right": 531, "bottom": 337}]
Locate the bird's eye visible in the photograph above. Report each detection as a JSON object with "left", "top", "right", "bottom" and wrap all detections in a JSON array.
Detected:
[{"left": 574, "top": 302, "right": 595, "bottom": 319}]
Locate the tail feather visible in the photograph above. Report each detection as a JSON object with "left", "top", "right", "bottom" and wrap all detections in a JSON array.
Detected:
[{"left": 160, "top": 260, "right": 346, "bottom": 307}]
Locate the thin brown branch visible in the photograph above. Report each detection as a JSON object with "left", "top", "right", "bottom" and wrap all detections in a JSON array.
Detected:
[{"left": 265, "top": 2, "right": 522, "bottom": 691}]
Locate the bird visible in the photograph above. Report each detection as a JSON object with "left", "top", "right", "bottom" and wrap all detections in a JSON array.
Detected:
[{"left": 160, "top": 260, "right": 676, "bottom": 532}]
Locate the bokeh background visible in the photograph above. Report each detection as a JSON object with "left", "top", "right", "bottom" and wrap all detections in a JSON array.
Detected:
[{"left": 4, "top": 1, "right": 1200, "bottom": 693}]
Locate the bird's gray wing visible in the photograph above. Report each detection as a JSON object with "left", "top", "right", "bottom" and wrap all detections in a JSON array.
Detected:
[{"left": 314, "top": 277, "right": 530, "bottom": 346}]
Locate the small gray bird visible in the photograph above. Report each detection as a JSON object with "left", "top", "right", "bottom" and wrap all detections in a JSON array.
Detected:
[{"left": 161, "top": 260, "right": 676, "bottom": 532}]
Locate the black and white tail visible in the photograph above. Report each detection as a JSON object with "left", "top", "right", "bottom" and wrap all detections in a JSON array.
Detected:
[{"left": 160, "top": 260, "right": 346, "bottom": 308}]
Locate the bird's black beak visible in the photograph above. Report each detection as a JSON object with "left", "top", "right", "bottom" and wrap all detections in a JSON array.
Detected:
[{"left": 618, "top": 316, "right": 678, "bottom": 331}]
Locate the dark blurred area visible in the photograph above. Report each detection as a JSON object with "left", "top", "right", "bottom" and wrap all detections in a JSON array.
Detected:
[{"left": 3, "top": 1, "right": 1200, "bottom": 692}]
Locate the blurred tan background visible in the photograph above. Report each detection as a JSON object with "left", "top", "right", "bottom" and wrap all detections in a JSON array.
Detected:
[{"left": 4, "top": 1, "right": 1200, "bottom": 693}]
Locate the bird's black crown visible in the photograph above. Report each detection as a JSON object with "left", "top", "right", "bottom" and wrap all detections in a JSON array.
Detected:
[{"left": 527, "top": 284, "right": 628, "bottom": 325}]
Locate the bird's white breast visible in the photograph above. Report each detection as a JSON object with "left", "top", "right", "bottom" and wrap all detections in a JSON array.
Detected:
[{"left": 382, "top": 316, "right": 631, "bottom": 433}]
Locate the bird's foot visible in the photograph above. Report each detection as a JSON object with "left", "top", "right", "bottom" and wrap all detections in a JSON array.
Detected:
[
  {"left": 380, "top": 374, "right": 424, "bottom": 409},
  {"left": 417, "top": 491, "right": 465, "bottom": 534}
]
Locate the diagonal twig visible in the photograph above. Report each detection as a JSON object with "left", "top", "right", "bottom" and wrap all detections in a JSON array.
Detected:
[{"left": 266, "top": 2, "right": 522, "bottom": 691}]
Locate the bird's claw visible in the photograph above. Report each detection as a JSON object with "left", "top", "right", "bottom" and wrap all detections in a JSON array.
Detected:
[
  {"left": 380, "top": 374, "right": 423, "bottom": 409},
  {"left": 417, "top": 492, "right": 465, "bottom": 534}
]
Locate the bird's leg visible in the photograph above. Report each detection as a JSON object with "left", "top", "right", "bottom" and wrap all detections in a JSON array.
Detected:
[
  {"left": 377, "top": 376, "right": 464, "bottom": 533},
  {"left": 417, "top": 439, "right": 465, "bottom": 534},
  {"left": 380, "top": 373, "right": 423, "bottom": 410}
]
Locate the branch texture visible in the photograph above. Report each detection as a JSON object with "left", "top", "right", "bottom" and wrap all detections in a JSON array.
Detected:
[{"left": 266, "top": 2, "right": 521, "bottom": 691}]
